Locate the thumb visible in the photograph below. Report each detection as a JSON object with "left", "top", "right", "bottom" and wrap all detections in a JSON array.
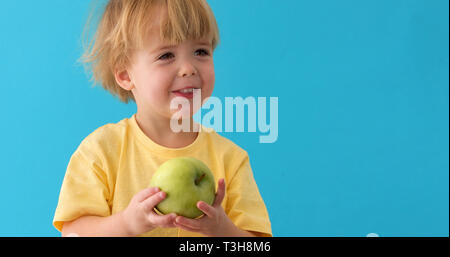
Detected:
[
  {"left": 213, "top": 178, "right": 226, "bottom": 207},
  {"left": 134, "top": 187, "right": 160, "bottom": 203}
]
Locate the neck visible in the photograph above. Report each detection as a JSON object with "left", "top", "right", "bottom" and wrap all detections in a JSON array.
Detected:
[{"left": 135, "top": 111, "right": 199, "bottom": 149}]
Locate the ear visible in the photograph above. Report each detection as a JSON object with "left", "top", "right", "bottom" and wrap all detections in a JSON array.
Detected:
[{"left": 114, "top": 69, "right": 135, "bottom": 91}]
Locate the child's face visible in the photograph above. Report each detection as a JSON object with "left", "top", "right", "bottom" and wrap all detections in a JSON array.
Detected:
[{"left": 120, "top": 26, "right": 215, "bottom": 121}]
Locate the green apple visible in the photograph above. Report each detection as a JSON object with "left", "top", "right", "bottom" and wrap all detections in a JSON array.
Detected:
[{"left": 150, "top": 157, "right": 216, "bottom": 219}]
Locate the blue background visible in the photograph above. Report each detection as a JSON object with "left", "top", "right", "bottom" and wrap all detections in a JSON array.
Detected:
[{"left": 0, "top": 0, "right": 448, "bottom": 236}]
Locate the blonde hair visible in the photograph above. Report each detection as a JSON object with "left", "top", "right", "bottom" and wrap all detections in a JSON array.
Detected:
[{"left": 80, "top": 0, "right": 220, "bottom": 103}]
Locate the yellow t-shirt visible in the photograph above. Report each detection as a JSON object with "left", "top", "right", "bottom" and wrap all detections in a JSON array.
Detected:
[{"left": 53, "top": 114, "right": 272, "bottom": 237}]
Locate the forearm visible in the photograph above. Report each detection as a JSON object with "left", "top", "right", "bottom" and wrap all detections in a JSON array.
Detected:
[
  {"left": 61, "top": 211, "right": 132, "bottom": 237},
  {"left": 218, "top": 219, "right": 257, "bottom": 237},
  {"left": 227, "top": 227, "right": 258, "bottom": 237}
]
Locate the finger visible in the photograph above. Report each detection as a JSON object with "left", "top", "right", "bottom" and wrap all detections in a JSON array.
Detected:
[
  {"left": 213, "top": 178, "right": 226, "bottom": 207},
  {"left": 135, "top": 187, "right": 160, "bottom": 203},
  {"left": 141, "top": 191, "right": 166, "bottom": 212},
  {"left": 197, "top": 201, "right": 216, "bottom": 218},
  {"left": 174, "top": 222, "right": 201, "bottom": 233},
  {"left": 175, "top": 216, "right": 201, "bottom": 230},
  {"left": 149, "top": 212, "right": 177, "bottom": 227}
]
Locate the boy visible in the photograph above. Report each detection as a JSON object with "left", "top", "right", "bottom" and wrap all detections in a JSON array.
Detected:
[{"left": 53, "top": 0, "right": 272, "bottom": 237}]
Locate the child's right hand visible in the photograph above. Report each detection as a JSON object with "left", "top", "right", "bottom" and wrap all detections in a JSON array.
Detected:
[{"left": 121, "top": 187, "right": 177, "bottom": 236}]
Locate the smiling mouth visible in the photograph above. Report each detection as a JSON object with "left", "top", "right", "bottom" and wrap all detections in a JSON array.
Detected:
[
  {"left": 171, "top": 88, "right": 201, "bottom": 99},
  {"left": 171, "top": 86, "right": 201, "bottom": 93},
  {"left": 173, "top": 88, "right": 195, "bottom": 94}
]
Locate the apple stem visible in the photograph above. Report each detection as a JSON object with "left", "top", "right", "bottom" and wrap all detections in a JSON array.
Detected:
[{"left": 195, "top": 173, "right": 206, "bottom": 185}]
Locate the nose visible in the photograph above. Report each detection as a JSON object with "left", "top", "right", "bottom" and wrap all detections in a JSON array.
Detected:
[{"left": 178, "top": 60, "right": 197, "bottom": 77}]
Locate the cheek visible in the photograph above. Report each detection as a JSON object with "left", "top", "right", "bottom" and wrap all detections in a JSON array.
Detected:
[
  {"left": 202, "top": 65, "right": 215, "bottom": 98},
  {"left": 143, "top": 70, "right": 173, "bottom": 100}
]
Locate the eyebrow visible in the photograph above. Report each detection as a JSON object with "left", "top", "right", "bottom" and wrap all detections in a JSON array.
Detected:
[
  {"left": 153, "top": 44, "right": 177, "bottom": 53},
  {"left": 196, "top": 42, "right": 212, "bottom": 48},
  {"left": 152, "top": 41, "right": 212, "bottom": 53}
]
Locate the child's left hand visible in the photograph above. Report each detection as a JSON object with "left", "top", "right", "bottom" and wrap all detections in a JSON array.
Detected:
[{"left": 173, "top": 178, "right": 235, "bottom": 236}]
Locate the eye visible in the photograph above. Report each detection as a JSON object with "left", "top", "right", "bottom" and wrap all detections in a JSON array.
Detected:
[
  {"left": 195, "top": 48, "right": 210, "bottom": 56},
  {"left": 158, "top": 52, "right": 175, "bottom": 60}
]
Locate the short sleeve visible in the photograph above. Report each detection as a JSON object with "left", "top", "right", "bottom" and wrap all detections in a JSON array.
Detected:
[
  {"left": 225, "top": 154, "right": 272, "bottom": 237},
  {"left": 53, "top": 149, "right": 111, "bottom": 232}
]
